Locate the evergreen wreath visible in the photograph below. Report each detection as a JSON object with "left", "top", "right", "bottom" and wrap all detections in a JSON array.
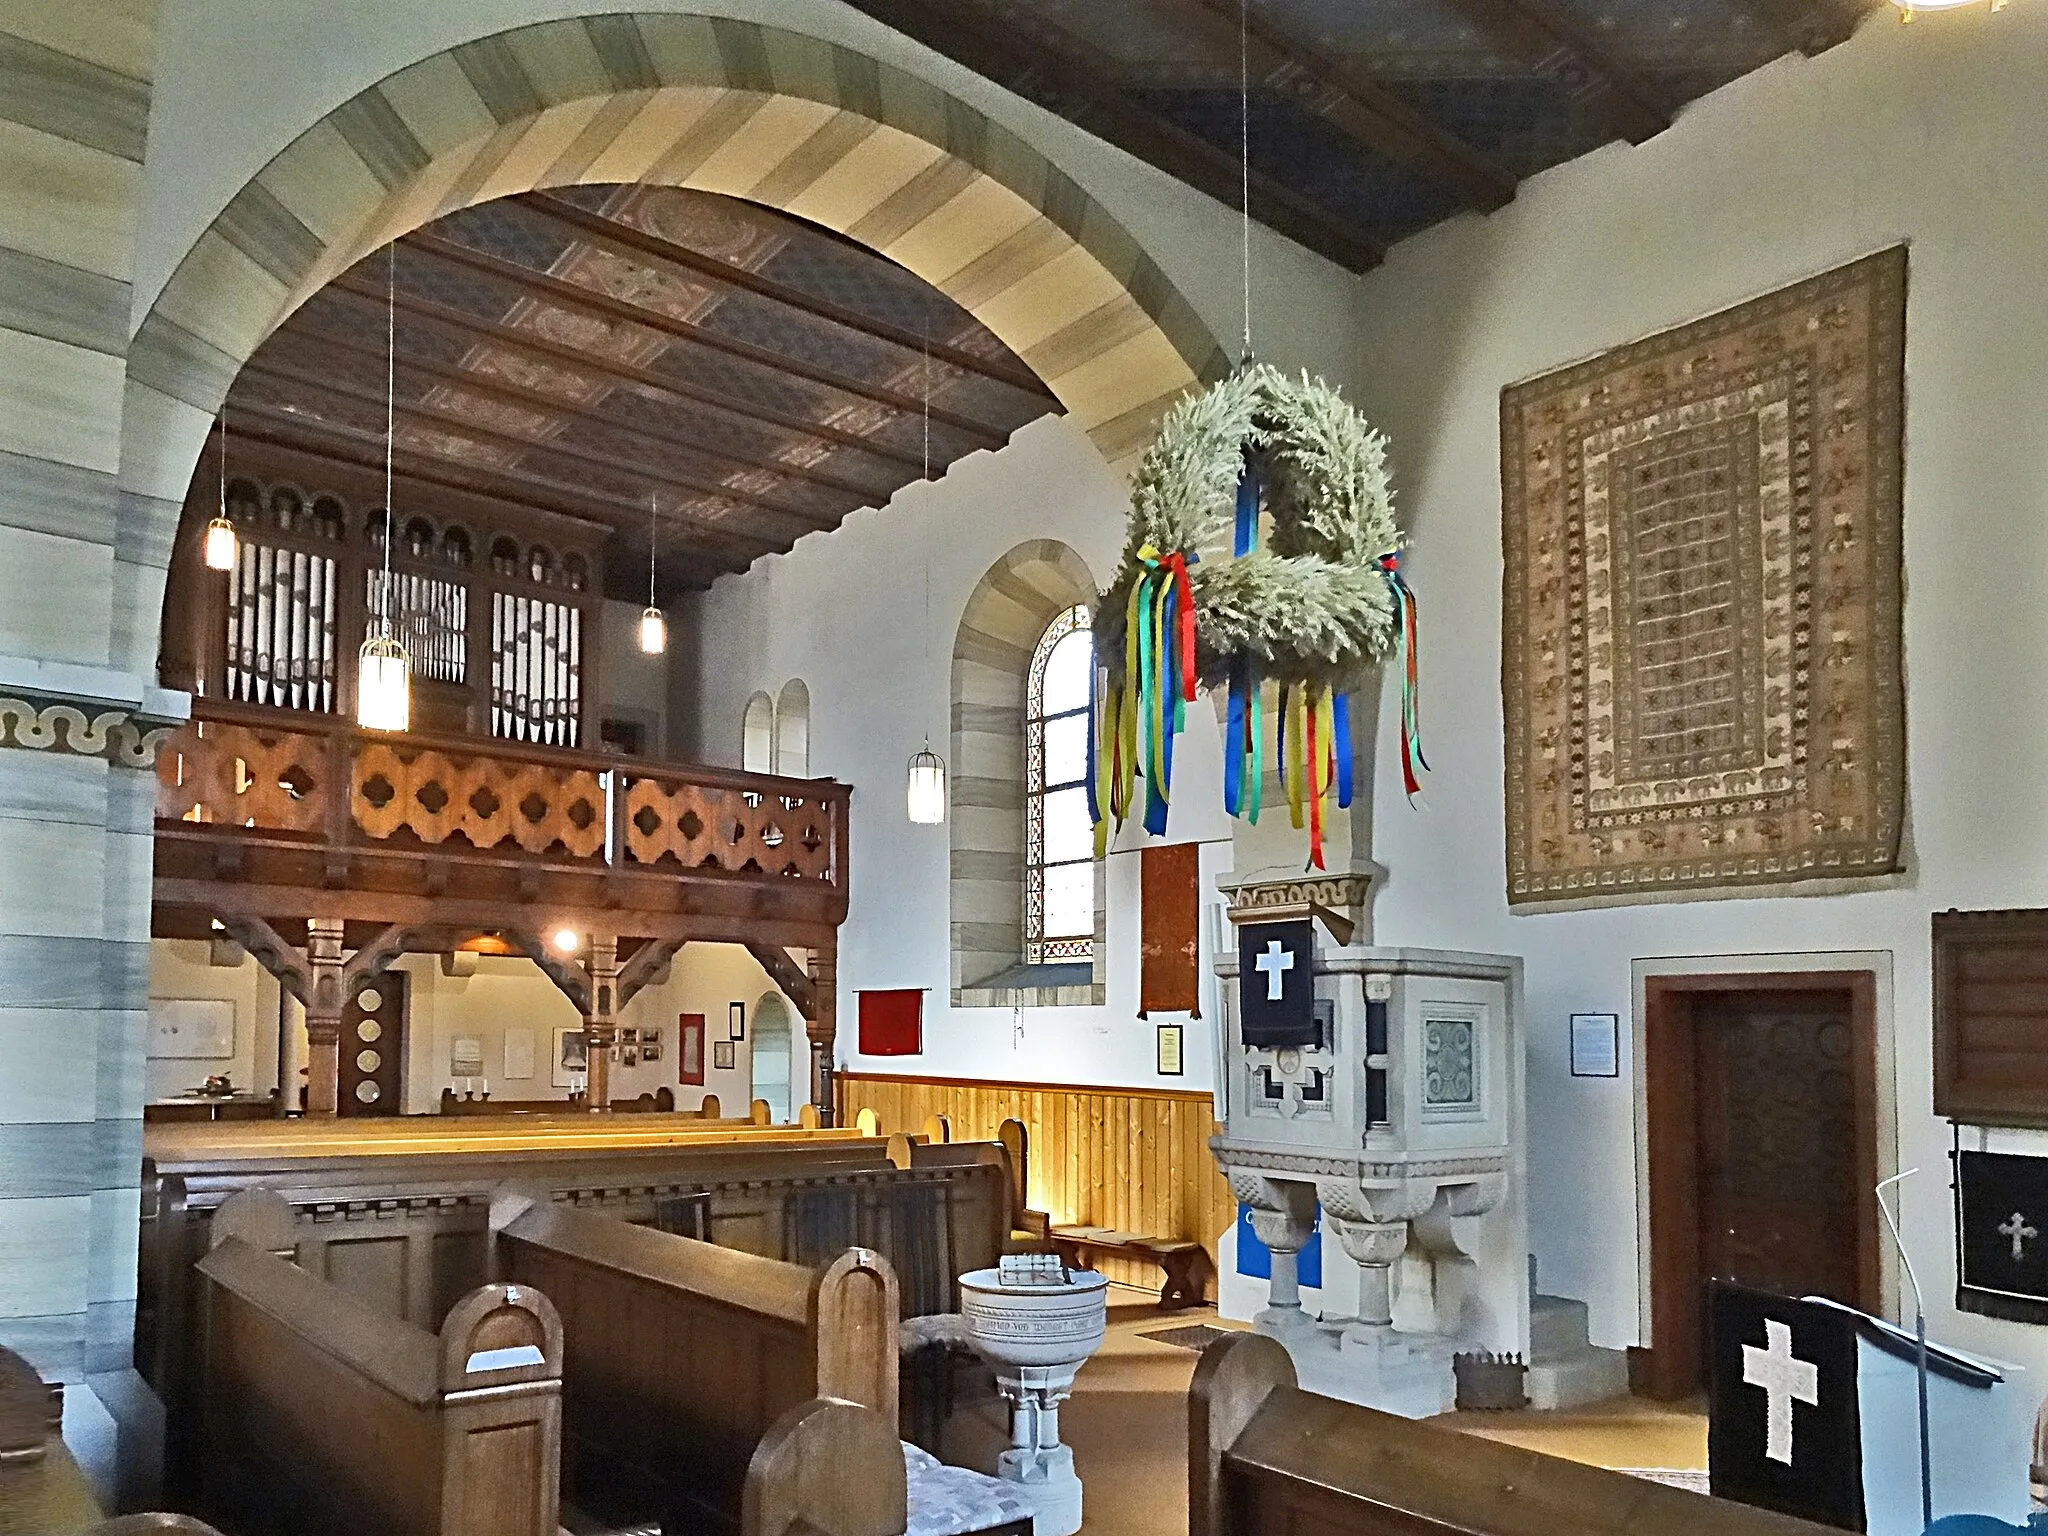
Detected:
[{"left": 1098, "top": 363, "right": 1403, "bottom": 691}]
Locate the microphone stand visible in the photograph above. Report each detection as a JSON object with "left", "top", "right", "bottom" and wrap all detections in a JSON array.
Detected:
[{"left": 1876, "top": 1168, "right": 1931, "bottom": 1531}]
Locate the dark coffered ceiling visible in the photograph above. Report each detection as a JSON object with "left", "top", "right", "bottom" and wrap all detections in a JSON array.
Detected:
[
  {"left": 223, "top": 184, "right": 1059, "bottom": 600},
  {"left": 840, "top": 0, "right": 1881, "bottom": 271}
]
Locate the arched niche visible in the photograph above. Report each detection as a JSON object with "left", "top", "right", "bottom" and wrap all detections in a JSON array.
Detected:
[
  {"left": 775, "top": 679, "right": 810, "bottom": 779},
  {"left": 742, "top": 690, "right": 775, "bottom": 774}
]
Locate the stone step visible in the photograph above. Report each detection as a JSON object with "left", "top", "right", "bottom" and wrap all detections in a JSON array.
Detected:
[
  {"left": 1530, "top": 1293, "right": 1592, "bottom": 1362},
  {"left": 1525, "top": 1345, "right": 1631, "bottom": 1411}
]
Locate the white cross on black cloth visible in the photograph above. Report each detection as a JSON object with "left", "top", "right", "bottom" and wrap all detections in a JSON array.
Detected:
[
  {"left": 1236, "top": 919, "right": 1316, "bottom": 1049},
  {"left": 1708, "top": 1283, "right": 1865, "bottom": 1531},
  {"left": 1958, "top": 1150, "right": 2048, "bottom": 1325}
]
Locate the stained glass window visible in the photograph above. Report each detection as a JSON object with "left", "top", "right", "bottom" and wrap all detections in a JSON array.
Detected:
[{"left": 1026, "top": 605, "right": 1095, "bottom": 964}]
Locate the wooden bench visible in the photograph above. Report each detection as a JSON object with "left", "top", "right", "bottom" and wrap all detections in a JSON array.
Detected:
[
  {"left": 1191, "top": 1332, "right": 1835, "bottom": 1536},
  {"left": 185, "top": 1193, "right": 564, "bottom": 1536},
  {"left": 491, "top": 1193, "right": 1030, "bottom": 1536},
  {"left": 1051, "top": 1224, "right": 1211, "bottom": 1309}
]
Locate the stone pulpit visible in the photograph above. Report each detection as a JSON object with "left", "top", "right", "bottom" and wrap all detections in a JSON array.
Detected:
[{"left": 1210, "top": 867, "right": 1528, "bottom": 1416}]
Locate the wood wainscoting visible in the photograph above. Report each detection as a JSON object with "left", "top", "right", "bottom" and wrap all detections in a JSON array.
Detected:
[{"left": 836, "top": 1072, "right": 1234, "bottom": 1299}]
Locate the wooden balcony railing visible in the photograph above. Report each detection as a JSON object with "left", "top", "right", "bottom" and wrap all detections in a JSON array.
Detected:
[{"left": 152, "top": 699, "right": 850, "bottom": 944}]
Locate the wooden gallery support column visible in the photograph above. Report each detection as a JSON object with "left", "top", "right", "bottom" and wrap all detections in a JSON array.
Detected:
[
  {"left": 808, "top": 940, "right": 837, "bottom": 1126},
  {"left": 583, "top": 936, "right": 620, "bottom": 1112},
  {"left": 304, "top": 918, "right": 346, "bottom": 1118}
]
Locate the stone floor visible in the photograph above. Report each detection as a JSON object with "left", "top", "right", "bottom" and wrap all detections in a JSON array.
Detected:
[{"left": 943, "top": 1289, "right": 1708, "bottom": 1536}]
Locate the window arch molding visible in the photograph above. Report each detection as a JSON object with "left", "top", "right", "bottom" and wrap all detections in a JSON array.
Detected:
[{"left": 950, "top": 540, "right": 1105, "bottom": 1008}]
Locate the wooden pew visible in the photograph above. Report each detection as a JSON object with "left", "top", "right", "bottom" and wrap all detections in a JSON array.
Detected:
[
  {"left": 188, "top": 1196, "right": 563, "bottom": 1536},
  {"left": 1191, "top": 1333, "right": 1835, "bottom": 1536},
  {"left": 491, "top": 1190, "right": 901, "bottom": 1533},
  {"left": 138, "top": 1127, "right": 887, "bottom": 1399}
]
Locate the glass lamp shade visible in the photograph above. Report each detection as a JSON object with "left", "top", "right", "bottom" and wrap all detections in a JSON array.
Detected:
[
  {"left": 356, "top": 633, "right": 412, "bottom": 732},
  {"left": 202, "top": 515, "right": 239, "bottom": 572},
  {"left": 906, "top": 742, "right": 948, "bottom": 824},
  {"left": 638, "top": 605, "right": 668, "bottom": 655}
]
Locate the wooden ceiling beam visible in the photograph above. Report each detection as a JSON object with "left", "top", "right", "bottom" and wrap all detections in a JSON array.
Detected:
[
  {"left": 1181, "top": 0, "right": 1517, "bottom": 212},
  {"left": 235, "top": 353, "right": 845, "bottom": 535},
  {"left": 271, "top": 319, "right": 894, "bottom": 507},
  {"left": 1439, "top": 0, "right": 1674, "bottom": 144},
  {"left": 517, "top": 192, "right": 1056, "bottom": 401},
  {"left": 834, "top": 0, "right": 1384, "bottom": 272},
  {"left": 328, "top": 273, "right": 929, "bottom": 474},
  {"left": 406, "top": 233, "right": 1007, "bottom": 447},
  {"left": 223, "top": 410, "right": 763, "bottom": 574}
]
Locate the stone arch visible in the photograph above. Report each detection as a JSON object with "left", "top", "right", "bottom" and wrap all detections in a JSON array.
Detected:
[
  {"left": 950, "top": 538, "right": 1103, "bottom": 1008},
  {"left": 119, "top": 12, "right": 1230, "bottom": 665}
]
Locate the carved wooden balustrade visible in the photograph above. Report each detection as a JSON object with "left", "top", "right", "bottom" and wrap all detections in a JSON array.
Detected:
[{"left": 152, "top": 699, "right": 849, "bottom": 945}]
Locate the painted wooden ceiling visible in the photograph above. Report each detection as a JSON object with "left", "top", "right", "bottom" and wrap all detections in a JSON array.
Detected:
[
  {"left": 223, "top": 184, "right": 1060, "bottom": 599},
  {"left": 840, "top": 0, "right": 1881, "bottom": 271}
]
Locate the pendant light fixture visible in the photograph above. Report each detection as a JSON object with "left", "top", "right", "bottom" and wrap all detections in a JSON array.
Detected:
[
  {"left": 1895, "top": 0, "right": 2006, "bottom": 16},
  {"left": 906, "top": 309, "right": 947, "bottom": 825},
  {"left": 639, "top": 492, "right": 667, "bottom": 655},
  {"left": 357, "top": 243, "right": 412, "bottom": 732},
  {"left": 203, "top": 410, "right": 239, "bottom": 572}
]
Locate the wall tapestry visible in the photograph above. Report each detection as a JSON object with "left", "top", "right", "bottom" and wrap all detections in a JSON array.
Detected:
[
  {"left": 1501, "top": 247, "right": 1906, "bottom": 908},
  {"left": 1139, "top": 841, "right": 1202, "bottom": 1017}
]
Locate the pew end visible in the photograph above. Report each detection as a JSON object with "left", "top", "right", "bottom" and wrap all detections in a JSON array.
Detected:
[
  {"left": 920, "top": 1114, "right": 951, "bottom": 1144},
  {"left": 208, "top": 1185, "right": 296, "bottom": 1256},
  {"left": 742, "top": 1397, "right": 907, "bottom": 1536},
  {"left": 1190, "top": 1334, "right": 1295, "bottom": 1536},
  {"left": 753, "top": 1097, "right": 774, "bottom": 1124}
]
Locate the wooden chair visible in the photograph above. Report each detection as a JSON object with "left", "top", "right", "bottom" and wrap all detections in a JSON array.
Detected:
[{"left": 1191, "top": 1333, "right": 1833, "bottom": 1536}]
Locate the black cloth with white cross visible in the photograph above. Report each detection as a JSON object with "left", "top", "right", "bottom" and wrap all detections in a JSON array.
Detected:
[
  {"left": 1237, "top": 920, "right": 1317, "bottom": 1049},
  {"left": 1957, "top": 1149, "right": 2048, "bottom": 1325},
  {"left": 1708, "top": 1283, "right": 1866, "bottom": 1531}
]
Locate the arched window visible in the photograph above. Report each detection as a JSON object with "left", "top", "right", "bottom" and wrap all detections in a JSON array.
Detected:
[{"left": 1025, "top": 605, "right": 1094, "bottom": 963}]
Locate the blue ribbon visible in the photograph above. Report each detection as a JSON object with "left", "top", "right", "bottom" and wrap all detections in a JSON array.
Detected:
[
  {"left": 1224, "top": 655, "right": 1248, "bottom": 819},
  {"left": 1333, "top": 691, "right": 1353, "bottom": 809},
  {"left": 1234, "top": 451, "right": 1260, "bottom": 557}
]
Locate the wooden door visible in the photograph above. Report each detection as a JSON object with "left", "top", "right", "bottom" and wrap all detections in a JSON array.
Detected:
[
  {"left": 1691, "top": 991, "right": 1862, "bottom": 1313},
  {"left": 341, "top": 973, "right": 406, "bottom": 1116},
  {"left": 1641, "top": 972, "right": 1879, "bottom": 1399}
]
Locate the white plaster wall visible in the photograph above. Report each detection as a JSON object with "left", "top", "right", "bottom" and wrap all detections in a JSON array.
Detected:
[
  {"left": 691, "top": 413, "right": 1234, "bottom": 1094},
  {"left": 596, "top": 596, "right": 670, "bottom": 754},
  {"left": 393, "top": 943, "right": 789, "bottom": 1115},
  {"left": 1347, "top": 6, "right": 2048, "bottom": 1370},
  {"left": 145, "top": 941, "right": 283, "bottom": 1102},
  {"left": 135, "top": 0, "right": 1358, "bottom": 386}
]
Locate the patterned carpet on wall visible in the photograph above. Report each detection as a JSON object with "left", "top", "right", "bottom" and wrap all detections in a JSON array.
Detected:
[{"left": 1501, "top": 248, "right": 1907, "bottom": 909}]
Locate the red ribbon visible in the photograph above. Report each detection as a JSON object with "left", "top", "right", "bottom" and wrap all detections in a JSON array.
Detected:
[
  {"left": 1306, "top": 691, "right": 1324, "bottom": 871},
  {"left": 1161, "top": 551, "right": 1197, "bottom": 703}
]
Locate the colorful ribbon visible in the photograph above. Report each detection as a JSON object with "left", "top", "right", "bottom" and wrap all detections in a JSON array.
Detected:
[{"left": 1379, "top": 553, "right": 1429, "bottom": 801}]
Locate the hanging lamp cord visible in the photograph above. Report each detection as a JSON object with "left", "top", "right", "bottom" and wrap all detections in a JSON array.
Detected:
[
  {"left": 1239, "top": 0, "right": 1253, "bottom": 365},
  {"left": 648, "top": 492, "right": 658, "bottom": 608},
  {"left": 382, "top": 243, "right": 397, "bottom": 638}
]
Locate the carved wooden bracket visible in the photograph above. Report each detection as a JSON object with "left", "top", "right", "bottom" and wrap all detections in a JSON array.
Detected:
[
  {"left": 745, "top": 941, "right": 817, "bottom": 1018},
  {"left": 509, "top": 931, "right": 594, "bottom": 1015},
  {"left": 214, "top": 916, "right": 311, "bottom": 1005},
  {"left": 617, "top": 939, "right": 684, "bottom": 1011}
]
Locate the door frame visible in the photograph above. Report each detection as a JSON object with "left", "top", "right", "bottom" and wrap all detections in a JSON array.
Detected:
[{"left": 1631, "top": 954, "right": 1894, "bottom": 1399}]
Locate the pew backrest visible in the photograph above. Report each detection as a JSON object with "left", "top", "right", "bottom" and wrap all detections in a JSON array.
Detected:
[
  {"left": 743, "top": 1398, "right": 907, "bottom": 1536},
  {"left": 1191, "top": 1333, "right": 1838, "bottom": 1536},
  {"left": 192, "top": 1234, "right": 562, "bottom": 1536},
  {"left": 492, "top": 1193, "right": 898, "bottom": 1530}
]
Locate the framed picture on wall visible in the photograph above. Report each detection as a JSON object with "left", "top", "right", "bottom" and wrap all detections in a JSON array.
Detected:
[
  {"left": 149, "top": 999, "right": 235, "bottom": 1060},
  {"left": 678, "top": 1013, "right": 705, "bottom": 1087},
  {"left": 1156, "top": 1022, "right": 1185, "bottom": 1076},
  {"left": 622, "top": 1044, "right": 640, "bottom": 1067},
  {"left": 1569, "top": 1013, "right": 1621, "bottom": 1078},
  {"left": 552, "top": 1027, "right": 588, "bottom": 1088},
  {"left": 713, "top": 1040, "right": 736, "bottom": 1071},
  {"left": 621, "top": 1028, "right": 639, "bottom": 1046},
  {"left": 641, "top": 1041, "right": 661, "bottom": 1064},
  {"left": 728, "top": 1001, "right": 746, "bottom": 1041}
]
